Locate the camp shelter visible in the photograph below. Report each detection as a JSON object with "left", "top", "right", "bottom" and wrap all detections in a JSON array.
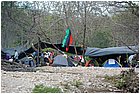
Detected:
[
  {"left": 85, "top": 46, "right": 138, "bottom": 67},
  {"left": 103, "top": 59, "right": 121, "bottom": 67},
  {"left": 40, "top": 42, "right": 84, "bottom": 55},
  {"left": 18, "top": 41, "right": 84, "bottom": 59},
  {"left": 2, "top": 46, "right": 28, "bottom": 56},
  {"left": 85, "top": 46, "right": 138, "bottom": 57},
  {"left": 52, "top": 55, "right": 75, "bottom": 67},
  {"left": 1, "top": 45, "right": 29, "bottom": 60}
]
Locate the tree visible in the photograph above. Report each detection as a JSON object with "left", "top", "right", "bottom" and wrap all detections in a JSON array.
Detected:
[{"left": 1, "top": 1, "right": 139, "bottom": 49}]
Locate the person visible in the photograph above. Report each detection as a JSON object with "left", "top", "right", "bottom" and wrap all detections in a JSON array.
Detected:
[
  {"left": 74, "top": 55, "right": 80, "bottom": 62},
  {"left": 43, "top": 52, "right": 50, "bottom": 65},
  {"left": 79, "top": 55, "right": 84, "bottom": 63},
  {"left": 31, "top": 43, "right": 41, "bottom": 66},
  {"left": 5, "top": 53, "right": 11, "bottom": 60},
  {"left": 128, "top": 54, "right": 138, "bottom": 67},
  {"left": 49, "top": 51, "right": 54, "bottom": 60},
  {"left": 14, "top": 50, "right": 19, "bottom": 63},
  {"left": 128, "top": 54, "right": 135, "bottom": 64},
  {"left": 28, "top": 54, "right": 35, "bottom": 67}
]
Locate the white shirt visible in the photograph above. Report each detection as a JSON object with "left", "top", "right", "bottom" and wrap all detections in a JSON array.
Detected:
[
  {"left": 14, "top": 51, "right": 18, "bottom": 59},
  {"left": 44, "top": 54, "right": 49, "bottom": 58},
  {"left": 128, "top": 55, "right": 135, "bottom": 63},
  {"left": 9, "top": 58, "right": 13, "bottom": 62}
]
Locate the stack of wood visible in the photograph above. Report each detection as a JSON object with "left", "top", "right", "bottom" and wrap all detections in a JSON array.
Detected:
[{"left": 1, "top": 59, "right": 36, "bottom": 72}]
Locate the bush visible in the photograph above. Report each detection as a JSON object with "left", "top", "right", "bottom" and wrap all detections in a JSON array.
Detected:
[
  {"left": 115, "top": 69, "right": 139, "bottom": 93},
  {"left": 32, "top": 84, "right": 62, "bottom": 93}
]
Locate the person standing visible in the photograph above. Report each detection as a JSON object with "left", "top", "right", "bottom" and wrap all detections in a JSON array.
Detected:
[{"left": 14, "top": 50, "right": 19, "bottom": 63}]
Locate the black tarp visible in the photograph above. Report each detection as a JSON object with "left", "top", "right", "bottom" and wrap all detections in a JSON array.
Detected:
[{"left": 1, "top": 42, "right": 83, "bottom": 59}]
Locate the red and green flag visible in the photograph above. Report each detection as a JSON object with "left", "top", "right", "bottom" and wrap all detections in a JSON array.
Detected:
[{"left": 62, "top": 27, "right": 73, "bottom": 51}]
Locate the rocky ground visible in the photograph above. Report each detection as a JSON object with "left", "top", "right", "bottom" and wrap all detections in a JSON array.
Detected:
[{"left": 1, "top": 61, "right": 138, "bottom": 93}]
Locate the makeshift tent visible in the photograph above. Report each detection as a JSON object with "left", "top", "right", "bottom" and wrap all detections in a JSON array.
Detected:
[
  {"left": 2, "top": 42, "right": 84, "bottom": 60},
  {"left": 85, "top": 46, "right": 138, "bottom": 67},
  {"left": 2, "top": 46, "right": 28, "bottom": 56},
  {"left": 85, "top": 46, "right": 138, "bottom": 57},
  {"left": 18, "top": 42, "right": 83, "bottom": 59},
  {"left": 103, "top": 59, "right": 121, "bottom": 67},
  {"left": 52, "top": 55, "right": 75, "bottom": 67}
]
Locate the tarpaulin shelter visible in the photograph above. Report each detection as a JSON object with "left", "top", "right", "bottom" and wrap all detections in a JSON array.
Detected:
[
  {"left": 2, "top": 41, "right": 84, "bottom": 60},
  {"left": 2, "top": 46, "right": 28, "bottom": 56},
  {"left": 85, "top": 46, "right": 138, "bottom": 57},
  {"left": 85, "top": 46, "right": 139, "bottom": 67}
]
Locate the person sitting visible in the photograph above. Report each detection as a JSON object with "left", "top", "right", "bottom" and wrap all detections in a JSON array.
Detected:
[
  {"left": 5, "top": 53, "right": 11, "bottom": 60},
  {"left": 43, "top": 51, "right": 53, "bottom": 66},
  {"left": 43, "top": 52, "right": 49, "bottom": 65}
]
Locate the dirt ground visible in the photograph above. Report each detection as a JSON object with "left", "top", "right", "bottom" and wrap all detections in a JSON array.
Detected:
[{"left": 1, "top": 63, "right": 135, "bottom": 93}]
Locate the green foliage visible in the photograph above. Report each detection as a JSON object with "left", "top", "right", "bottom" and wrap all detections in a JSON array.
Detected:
[
  {"left": 42, "top": 48, "right": 55, "bottom": 52},
  {"left": 115, "top": 69, "right": 139, "bottom": 93},
  {"left": 85, "top": 56, "right": 91, "bottom": 61},
  {"left": 13, "top": 40, "right": 21, "bottom": 47},
  {"left": 104, "top": 75, "right": 118, "bottom": 83},
  {"left": 103, "top": 69, "right": 139, "bottom": 93},
  {"left": 71, "top": 80, "right": 83, "bottom": 88},
  {"left": 90, "top": 59, "right": 100, "bottom": 67},
  {"left": 91, "top": 31, "right": 111, "bottom": 48},
  {"left": 1, "top": 1, "right": 138, "bottom": 48},
  {"left": 65, "top": 52, "right": 73, "bottom": 56},
  {"left": 32, "top": 84, "right": 62, "bottom": 93}
]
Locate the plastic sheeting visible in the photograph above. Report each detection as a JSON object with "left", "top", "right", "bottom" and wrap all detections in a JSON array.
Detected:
[{"left": 85, "top": 46, "right": 138, "bottom": 57}]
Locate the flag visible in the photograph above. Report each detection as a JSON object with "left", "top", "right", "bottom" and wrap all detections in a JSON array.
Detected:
[{"left": 62, "top": 27, "right": 73, "bottom": 51}]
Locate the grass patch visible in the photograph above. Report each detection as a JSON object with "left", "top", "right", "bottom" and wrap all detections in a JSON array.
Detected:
[
  {"left": 104, "top": 75, "right": 118, "bottom": 83},
  {"left": 32, "top": 84, "right": 62, "bottom": 93},
  {"left": 71, "top": 80, "right": 83, "bottom": 88}
]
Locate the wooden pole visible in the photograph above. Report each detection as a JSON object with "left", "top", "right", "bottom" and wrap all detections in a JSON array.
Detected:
[
  {"left": 82, "top": 1, "right": 87, "bottom": 64},
  {"left": 37, "top": 36, "right": 40, "bottom": 65}
]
